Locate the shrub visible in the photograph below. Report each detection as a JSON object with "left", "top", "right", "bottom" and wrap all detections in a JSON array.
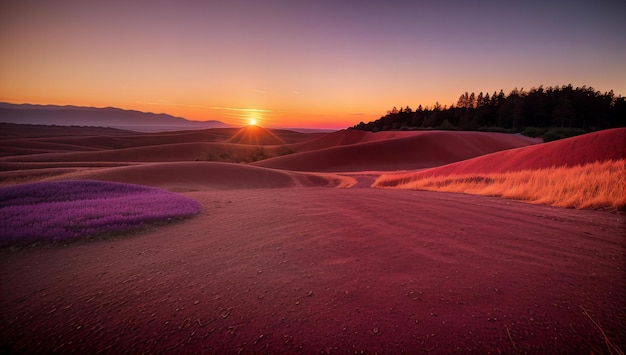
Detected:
[
  {"left": 0, "top": 180, "right": 202, "bottom": 246},
  {"left": 542, "top": 127, "right": 588, "bottom": 142},
  {"left": 522, "top": 126, "right": 549, "bottom": 138}
]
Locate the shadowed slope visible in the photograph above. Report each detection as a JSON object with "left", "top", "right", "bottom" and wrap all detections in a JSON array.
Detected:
[
  {"left": 289, "top": 129, "right": 451, "bottom": 152},
  {"left": 53, "top": 162, "right": 355, "bottom": 190},
  {"left": 0, "top": 123, "right": 135, "bottom": 139},
  {"left": 254, "top": 131, "right": 540, "bottom": 172},
  {"left": 0, "top": 125, "right": 308, "bottom": 156},
  {"left": 0, "top": 127, "right": 238, "bottom": 152},
  {"left": 0, "top": 142, "right": 293, "bottom": 163},
  {"left": 288, "top": 129, "right": 372, "bottom": 152}
]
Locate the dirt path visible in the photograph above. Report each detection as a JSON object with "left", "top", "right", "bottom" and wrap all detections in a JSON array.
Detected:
[
  {"left": 1, "top": 188, "right": 624, "bottom": 353},
  {"left": 344, "top": 173, "right": 379, "bottom": 188}
]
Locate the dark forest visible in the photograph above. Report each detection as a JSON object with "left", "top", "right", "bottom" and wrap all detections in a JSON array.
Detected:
[{"left": 351, "top": 85, "right": 625, "bottom": 141}]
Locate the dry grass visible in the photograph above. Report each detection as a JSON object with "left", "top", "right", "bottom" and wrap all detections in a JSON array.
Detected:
[
  {"left": 373, "top": 160, "right": 626, "bottom": 210},
  {"left": 580, "top": 306, "right": 624, "bottom": 355}
]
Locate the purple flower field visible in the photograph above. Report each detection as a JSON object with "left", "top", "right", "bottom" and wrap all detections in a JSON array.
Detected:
[{"left": 0, "top": 180, "right": 202, "bottom": 245}]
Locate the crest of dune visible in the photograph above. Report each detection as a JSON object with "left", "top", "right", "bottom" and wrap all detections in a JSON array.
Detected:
[
  {"left": 374, "top": 128, "right": 626, "bottom": 209},
  {"left": 228, "top": 125, "right": 286, "bottom": 145}
]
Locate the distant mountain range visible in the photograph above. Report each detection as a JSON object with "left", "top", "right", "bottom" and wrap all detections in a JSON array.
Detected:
[{"left": 0, "top": 103, "right": 229, "bottom": 132}]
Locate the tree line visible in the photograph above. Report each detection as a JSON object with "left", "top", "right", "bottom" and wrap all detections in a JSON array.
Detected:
[{"left": 351, "top": 85, "right": 625, "bottom": 140}]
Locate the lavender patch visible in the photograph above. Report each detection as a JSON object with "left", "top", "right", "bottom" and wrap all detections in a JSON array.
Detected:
[{"left": 0, "top": 180, "right": 202, "bottom": 245}]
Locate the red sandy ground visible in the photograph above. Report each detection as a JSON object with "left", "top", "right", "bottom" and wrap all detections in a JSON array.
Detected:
[
  {"left": 1, "top": 188, "right": 624, "bottom": 353},
  {"left": 0, "top": 125, "right": 624, "bottom": 353}
]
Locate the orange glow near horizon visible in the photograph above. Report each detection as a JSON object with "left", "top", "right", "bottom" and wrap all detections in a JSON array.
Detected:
[
  {"left": 1, "top": 2, "right": 624, "bottom": 129},
  {"left": 228, "top": 124, "right": 286, "bottom": 145}
]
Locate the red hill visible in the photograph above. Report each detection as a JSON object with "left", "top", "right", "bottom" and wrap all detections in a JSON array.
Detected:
[
  {"left": 406, "top": 128, "right": 625, "bottom": 178},
  {"left": 254, "top": 130, "right": 539, "bottom": 172}
]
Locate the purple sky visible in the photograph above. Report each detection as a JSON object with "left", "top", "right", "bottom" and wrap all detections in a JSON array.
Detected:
[{"left": 1, "top": 0, "right": 624, "bottom": 128}]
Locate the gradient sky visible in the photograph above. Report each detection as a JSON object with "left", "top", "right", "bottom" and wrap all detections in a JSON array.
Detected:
[{"left": 1, "top": 0, "right": 624, "bottom": 129}]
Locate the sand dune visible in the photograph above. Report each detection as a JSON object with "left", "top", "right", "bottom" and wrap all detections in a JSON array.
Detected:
[
  {"left": 0, "top": 124, "right": 315, "bottom": 149},
  {"left": 0, "top": 140, "right": 105, "bottom": 156},
  {"left": 228, "top": 126, "right": 287, "bottom": 145},
  {"left": 288, "top": 129, "right": 374, "bottom": 151},
  {"left": 289, "top": 129, "right": 453, "bottom": 152},
  {"left": 51, "top": 161, "right": 355, "bottom": 190},
  {"left": 379, "top": 128, "right": 625, "bottom": 179},
  {"left": 255, "top": 130, "right": 540, "bottom": 172},
  {"left": 0, "top": 125, "right": 314, "bottom": 165},
  {"left": 0, "top": 162, "right": 138, "bottom": 187},
  {"left": 2, "top": 125, "right": 541, "bottom": 175},
  {"left": 0, "top": 123, "right": 135, "bottom": 139},
  {"left": 1, "top": 124, "right": 625, "bottom": 353},
  {"left": 0, "top": 128, "right": 236, "bottom": 152},
  {"left": 0, "top": 161, "right": 133, "bottom": 171},
  {"left": 0, "top": 142, "right": 294, "bottom": 164},
  {"left": 372, "top": 129, "right": 626, "bottom": 210}
]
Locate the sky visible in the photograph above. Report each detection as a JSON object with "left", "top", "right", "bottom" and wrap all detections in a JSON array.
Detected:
[{"left": 1, "top": 0, "right": 624, "bottom": 129}]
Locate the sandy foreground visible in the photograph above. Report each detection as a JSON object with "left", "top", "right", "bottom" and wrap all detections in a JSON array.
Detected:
[
  {"left": 1, "top": 125, "right": 624, "bottom": 353},
  {"left": 1, "top": 187, "right": 624, "bottom": 353}
]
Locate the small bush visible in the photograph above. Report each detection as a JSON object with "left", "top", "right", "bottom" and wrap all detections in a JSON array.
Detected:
[
  {"left": 542, "top": 127, "right": 588, "bottom": 142},
  {"left": 478, "top": 126, "right": 516, "bottom": 134},
  {"left": 522, "top": 127, "right": 549, "bottom": 138}
]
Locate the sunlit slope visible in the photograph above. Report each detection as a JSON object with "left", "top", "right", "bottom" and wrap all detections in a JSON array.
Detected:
[
  {"left": 228, "top": 126, "right": 286, "bottom": 145},
  {"left": 374, "top": 128, "right": 626, "bottom": 209},
  {"left": 254, "top": 130, "right": 539, "bottom": 172}
]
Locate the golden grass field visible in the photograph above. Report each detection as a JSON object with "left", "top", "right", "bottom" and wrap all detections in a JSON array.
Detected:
[{"left": 374, "top": 159, "right": 626, "bottom": 210}]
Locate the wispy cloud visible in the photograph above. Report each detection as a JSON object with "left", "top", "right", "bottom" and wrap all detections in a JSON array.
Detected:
[
  {"left": 208, "top": 107, "right": 273, "bottom": 113},
  {"left": 249, "top": 89, "right": 266, "bottom": 93}
]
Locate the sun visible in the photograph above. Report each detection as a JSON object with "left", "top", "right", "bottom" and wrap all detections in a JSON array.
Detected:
[{"left": 248, "top": 118, "right": 257, "bottom": 126}]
